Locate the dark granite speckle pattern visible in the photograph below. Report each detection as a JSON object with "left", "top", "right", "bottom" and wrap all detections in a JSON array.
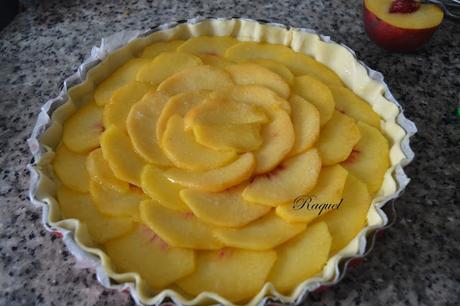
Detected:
[{"left": 0, "top": 0, "right": 459, "bottom": 305}]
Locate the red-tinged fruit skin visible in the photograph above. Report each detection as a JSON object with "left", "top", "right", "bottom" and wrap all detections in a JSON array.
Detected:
[
  {"left": 389, "top": 0, "right": 420, "bottom": 14},
  {"left": 363, "top": 5, "right": 440, "bottom": 52}
]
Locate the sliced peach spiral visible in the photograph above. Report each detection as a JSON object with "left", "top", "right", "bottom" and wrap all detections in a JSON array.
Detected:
[{"left": 54, "top": 36, "right": 390, "bottom": 300}]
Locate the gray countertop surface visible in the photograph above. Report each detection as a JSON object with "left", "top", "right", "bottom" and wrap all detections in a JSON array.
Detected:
[{"left": 1, "top": 0, "right": 459, "bottom": 305}]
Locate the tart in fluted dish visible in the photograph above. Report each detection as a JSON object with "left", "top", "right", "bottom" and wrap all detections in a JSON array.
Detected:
[{"left": 29, "top": 18, "right": 414, "bottom": 306}]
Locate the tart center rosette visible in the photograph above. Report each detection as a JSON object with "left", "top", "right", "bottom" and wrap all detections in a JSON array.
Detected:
[{"left": 52, "top": 36, "right": 390, "bottom": 301}]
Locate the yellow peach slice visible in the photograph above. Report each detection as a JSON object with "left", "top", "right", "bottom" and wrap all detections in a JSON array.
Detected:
[
  {"left": 279, "top": 52, "right": 343, "bottom": 86},
  {"left": 103, "top": 81, "right": 151, "bottom": 131},
  {"left": 213, "top": 85, "right": 291, "bottom": 114},
  {"left": 288, "top": 95, "right": 320, "bottom": 156},
  {"left": 104, "top": 224, "right": 195, "bottom": 290},
  {"left": 244, "top": 59, "right": 294, "bottom": 84},
  {"left": 225, "top": 63, "right": 290, "bottom": 99},
  {"left": 100, "top": 126, "right": 146, "bottom": 186},
  {"left": 57, "top": 186, "right": 133, "bottom": 244},
  {"left": 317, "top": 111, "right": 361, "bottom": 165},
  {"left": 86, "top": 148, "right": 129, "bottom": 193},
  {"left": 179, "top": 184, "right": 271, "bottom": 227},
  {"left": 276, "top": 165, "right": 348, "bottom": 223},
  {"left": 243, "top": 149, "right": 321, "bottom": 206},
  {"left": 329, "top": 85, "right": 381, "bottom": 128},
  {"left": 342, "top": 121, "right": 390, "bottom": 194},
  {"left": 162, "top": 115, "right": 236, "bottom": 171},
  {"left": 177, "top": 248, "right": 277, "bottom": 302},
  {"left": 157, "top": 65, "right": 234, "bottom": 95},
  {"left": 225, "top": 41, "right": 293, "bottom": 62},
  {"left": 139, "top": 40, "right": 185, "bottom": 58},
  {"left": 89, "top": 180, "right": 144, "bottom": 221},
  {"left": 165, "top": 153, "right": 255, "bottom": 192},
  {"left": 184, "top": 97, "right": 268, "bottom": 129},
  {"left": 292, "top": 75, "right": 335, "bottom": 126},
  {"left": 140, "top": 200, "right": 223, "bottom": 250},
  {"left": 126, "top": 90, "right": 171, "bottom": 166},
  {"left": 193, "top": 123, "right": 263, "bottom": 152},
  {"left": 53, "top": 145, "right": 90, "bottom": 193},
  {"left": 62, "top": 101, "right": 103, "bottom": 153},
  {"left": 177, "top": 36, "right": 238, "bottom": 56},
  {"left": 141, "top": 165, "right": 189, "bottom": 212},
  {"left": 268, "top": 222, "right": 332, "bottom": 293},
  {"left": 94, "top": 58, "right": 151, "bottom": 106},
  {"left": 214, "top": 212, "right": 306, "bottom": 250},
  {"left": 225, "top": 42, "right": 342, "bottom": 86},
  {"left": 253, "top": 109, "right": 295, "bottom": 174},
  {"left": 315, "top": 174, "right": 371, "bottom": 253},
  {"left": 156, "top": 90, "right": 210, "bottom": 141},
  {"left": 198, "top": 54, "right": 234, "bottom": 68},
  {"left": 136, "top": 51, "right": 202, "bottom": 86}
]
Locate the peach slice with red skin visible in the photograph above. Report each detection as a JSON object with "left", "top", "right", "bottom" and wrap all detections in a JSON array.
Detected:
[
  {"left": 364, "top": 0, "right": 444, "bottom": 52},
  {"left": 243, "top": 149, "right": 321, "bottom": 206},
  {"left": 165, "top": 153, "right": 255, "bottom": 192},
  {"left": 104, "top": 224, "right": 195, "bottom": 290},
  {"left": 328, "top": 85, "right": 381, "bottom": 129},
  {"left": 317, "top": 111, "right": 361, "bottom": 165},
  {"left": 213, "top": 212, "right": 306, "bottom": 251},
  {"left": 140, "top": 200, "right": 224, "bottom": 250},
  {"left": 177, "top": 248, "right": 277, "bottom": 302},
  {"left": 179, "top": 184, "right": 270, "bottom": 227},
  {"left": 341, "top": 121, "right": 390, "bottom": 194}
]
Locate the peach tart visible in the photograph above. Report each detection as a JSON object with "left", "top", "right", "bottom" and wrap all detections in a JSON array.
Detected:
[{"left": 30, "top": 18, "right": 414, "bottom": 306}]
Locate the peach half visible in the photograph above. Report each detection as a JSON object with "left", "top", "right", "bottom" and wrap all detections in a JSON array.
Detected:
[{"left": 364, "top": 0, "right": 444, "bottom": 52}]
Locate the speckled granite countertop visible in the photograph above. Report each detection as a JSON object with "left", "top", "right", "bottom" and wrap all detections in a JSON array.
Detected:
[{"left": 1, "top": 0, "right": 459, "bottom": 305}]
